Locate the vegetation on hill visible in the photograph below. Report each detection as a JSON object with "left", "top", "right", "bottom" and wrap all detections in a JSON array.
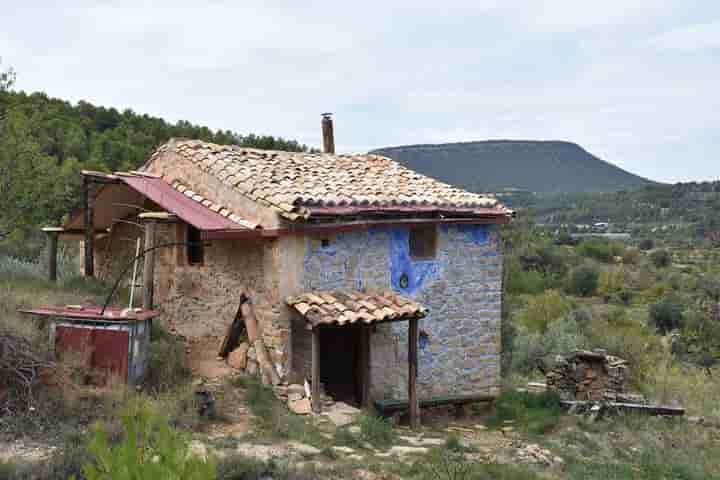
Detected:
[
  {"left": 371, "top": 140, "right": 654, "bottom": 194},
  {"left": 0, "top": 63, "right": 312, "bottom": 257},
  {"left": 511, "top": 181, "right": 720, "bottom": 246}
]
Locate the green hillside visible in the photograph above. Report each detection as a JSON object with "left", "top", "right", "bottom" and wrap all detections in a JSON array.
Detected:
[
  {"left": 371, "top": 140, "right": 655, "bottom": 194},
  {"left": 0, "top": 87, "right": 311, "bottom": 255}
]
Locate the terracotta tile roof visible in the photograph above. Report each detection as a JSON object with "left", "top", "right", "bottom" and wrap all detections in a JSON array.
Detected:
[
  {"left": 167, "top": 179, "right": 258, "bottom": 229},
  {"left": 286, "top": 290, "right": 427, "bottom": 328},
  {"left": 148, "top": 139, "right": 510, "bottom": 221}
]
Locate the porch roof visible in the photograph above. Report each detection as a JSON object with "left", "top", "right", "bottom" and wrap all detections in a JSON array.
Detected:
[
  {"left": 286, "top": 290, "right": 427, "bottom": 329},
  {"left": 63, "top": 171, "right": 257, "bottom": 233}
]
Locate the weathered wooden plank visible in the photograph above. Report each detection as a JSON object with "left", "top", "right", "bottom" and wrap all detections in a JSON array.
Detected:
[
  {"left": 408, "top": 318, "right": 419, "bottom": 429},
  {"left": 142, "top": 220, "right": 156, "bottom": 310},
  {"left": 83, "top": 178, "right": 94, "bottom": 277},
  {"left": 311, "top": 327, "right": 321, "bottom": 413},
  {"left": 375, "top": 393, "right": 496, "bottom": 415}
]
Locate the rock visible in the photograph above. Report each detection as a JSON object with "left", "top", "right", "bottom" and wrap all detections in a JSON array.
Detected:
[
  {"left": 227, "top": 343, "right": 249, "bottom": 370},
  {"left": 388, "top": 446, "right": 428, "bottom": 456},
  {"left": 288, "top": 397, "right": 312, "bottom": 415},
  {"left": 322, "top": 401, "right": 361, "bottom": 427},
  {"left": 246, "top": 360, "right": 258, "bottom": 376},
  {"left": 287, "top": 384, "right": 306, "bottom": 396},
  {"left": 286, "top": 441, "right": 321, "bottom": 456},
  {"left": 333, "top": 446, "right": 356, "bottom": 454},
  {"left": 188, "top": 440, "right": 208, "bottom": 461},
  {"left": 288, "top": 392, "right": 304, "bottom": 402}
]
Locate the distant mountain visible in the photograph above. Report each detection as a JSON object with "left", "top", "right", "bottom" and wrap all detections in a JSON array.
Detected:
[{"left": 370, "top": 140, "right": 655, "bottom": 194}]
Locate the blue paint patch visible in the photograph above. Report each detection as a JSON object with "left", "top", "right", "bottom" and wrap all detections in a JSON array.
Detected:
[
  {"left": 458, "top": 224, "right": 490, "bottom": 245},
  {"left": 390, "top": 229, "right": 441, "bottom": 296}
]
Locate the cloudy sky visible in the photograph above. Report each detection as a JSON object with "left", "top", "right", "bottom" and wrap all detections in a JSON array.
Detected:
[{"left": 3, "top": 1, "right": 719, "bottom": 183}]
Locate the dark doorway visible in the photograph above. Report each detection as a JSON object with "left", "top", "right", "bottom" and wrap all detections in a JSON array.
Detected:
[{"left": 319, "top": 324, "right": 366, "bottom": 406}]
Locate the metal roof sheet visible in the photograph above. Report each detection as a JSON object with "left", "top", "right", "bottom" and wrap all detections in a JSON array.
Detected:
[
  {"left": 119, "top": 175, "right": 253, "bottom": 231},
  {"left": 19, "top": 305, "right": 160, "bottom": 322}
]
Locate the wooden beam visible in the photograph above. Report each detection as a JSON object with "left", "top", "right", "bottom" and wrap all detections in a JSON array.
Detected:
[
  {"left": 142, "top": 220, "right": 156, "bottom": 310},
  {"left": 83, "top": 178, "right": 95, "bottom": 277},
  {"left": 311, "top": 327, "right": 321, "bottom": 413},
  {"left": 42, "top": 227, "right": 63, "bottom": 282},
  {"left": 408, "top": 318, "right": 419, "bottom": 429},
  {"left": 359, "top": 324, "right": 371, "bottom": 408}
]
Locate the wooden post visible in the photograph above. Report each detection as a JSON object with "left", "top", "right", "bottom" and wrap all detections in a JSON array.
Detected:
[
  {"left": 408, "top": 318, "right": 419, "bottom": 429},
  {"left": 359, "top": 325, "right": 371, "bottom": 408},
  {"left": 142, "top": 219, "right": 156, "bottom": 310},
  {"left": 311, "top": 327, "right": 321, "bottom": 413},
  {"left": 83, "top": 177, "right": 94, "bottom": 277},
  {"left": 42, "top": 227, "right": 63, "bottom": 282}
]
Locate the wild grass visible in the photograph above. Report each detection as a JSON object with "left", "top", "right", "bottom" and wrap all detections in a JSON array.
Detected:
[
  {"left": 400, "top": 448, "right": 541, "bottom": 480},
  {"left": 487, "top": 390, "right": 561, "bottom": 435},
  {"left": 560, "top": 414, "right": 720, "bottom": 480},
  {"left": 357, "top": 414, "right": 396, "bottom": 449},
  {"left": 234, "top": 376, "right": 325, "bottom": 447}
]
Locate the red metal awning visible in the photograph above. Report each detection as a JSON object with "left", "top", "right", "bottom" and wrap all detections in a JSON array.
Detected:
[
  {"left": 19, "top": 305, "right": 160, "bottom": 322},
  {"left": 63, "top": 173, "right": 257, "bottom": 234},
  {"left": 118, "top": 176, "right": 250, "bottom": 232}
]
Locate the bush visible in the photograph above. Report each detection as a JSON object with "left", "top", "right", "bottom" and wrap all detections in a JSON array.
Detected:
[
  {"left": 518, "top": 290, "right": 573, "bottom": 333},
  {"left": 650, "top": 249, "right": 672, "bottom": 268},
  {"left": 577, "top": 239, "right": 624, "bottom": 263},
  {"left": 621, "top": 247, "right": 641, "bottom": 265},
  {"left": 358, "top": 414, "right": 396, "bottom": 449},
  {"left": 76, "top": 399, "right": 215, "bottom": 480},
  {"left": 507, "top": 269, "right": 556, "bottom": 295},
  {"left": 639, "top": 238, "right": 655, "bottom": 251},
  {"left": 143, "top": 323, "right": 191, "bottom": 393},
  {"left": 649, "top": 297, "right": 685, "bottom": 334},
  {"left": 487, "top": 390, "right": 561, "bottom": 435},
  {"left": 567, "top": 264, "right": 599, "bottom": 297},
  {"left": 511, "top": 315, "right": 586, "bottom": 375}
]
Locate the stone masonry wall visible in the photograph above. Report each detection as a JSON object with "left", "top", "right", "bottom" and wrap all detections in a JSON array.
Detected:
[{"left": 300, "top": 224, "right": 502, "bottom": 401}]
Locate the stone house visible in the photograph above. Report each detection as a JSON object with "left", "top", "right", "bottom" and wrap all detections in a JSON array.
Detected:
[{"left": 55, "top": 134, "right": 512, "bottom": 419}]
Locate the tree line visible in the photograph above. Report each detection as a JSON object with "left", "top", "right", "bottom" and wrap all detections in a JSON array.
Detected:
[{"left": 0, "top": 61, "right": 313, "bottom": 257}]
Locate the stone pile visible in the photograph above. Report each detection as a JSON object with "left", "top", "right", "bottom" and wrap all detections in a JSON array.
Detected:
[
  {"left": 273, "top": 382, "right": 336, "bottom": 415},
  {"left": 546, "top": 350, "right": 638, "bottom": 402}
]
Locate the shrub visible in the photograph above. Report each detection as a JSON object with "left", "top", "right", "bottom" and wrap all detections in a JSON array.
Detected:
[
  {"left": 358, "top": 414, "right": 396, "bottom": 449},
  {"left": 518, "top": 289, "right": 572, "bottom": 333},
  {"left": 507, "top": 269, "right": 555, "bottom": 295},
  {"left": 598, "top": 267, "right": 625, "bottom": 302},
  {"left": 511, "top": 315, "right": 586, "bottom": 375},
  {"left": 639, "top": 238, "right": 655, "bottom": 251},
  {"left": 487, "top": 390, "right": 561, "bottom": 435},
  {"left": 143, "top": 323, "right": 191, "bottom": 393},
  {"left": 649, "top": 297, "right": 685, "bottom": 333},
  {"left": 567, "top": 264, "right": 599, "bottom": 297},
  {"left": 76, "top": 399, "right": 215, "bottom": 480},
  {"left": 577, "top": 239, "right": 624, "bottom": 263},
  {"left": 650, "top": 249, "right": 672, "bottom": 268},
  {"left": 622, "top": 247, "right": 641, "bottom": 265}
]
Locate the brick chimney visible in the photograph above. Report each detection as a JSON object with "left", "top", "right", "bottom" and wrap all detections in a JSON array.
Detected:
[{"left": 321, "top": 113, "right": 335, "bottom": 154}]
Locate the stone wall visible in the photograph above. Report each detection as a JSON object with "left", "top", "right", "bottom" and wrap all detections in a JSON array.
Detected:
[{"left": 299, "top": 224, "right": 503, "bottom": 400}]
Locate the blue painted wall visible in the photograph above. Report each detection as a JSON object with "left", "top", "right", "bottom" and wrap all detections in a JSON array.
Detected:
[{"left": 301, "top": 223, "right": 502, "bottom": 399}]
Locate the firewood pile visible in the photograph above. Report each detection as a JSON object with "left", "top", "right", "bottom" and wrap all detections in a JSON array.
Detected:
[{"left": 546, "top": 350, "right": 642, "bottom": 403}]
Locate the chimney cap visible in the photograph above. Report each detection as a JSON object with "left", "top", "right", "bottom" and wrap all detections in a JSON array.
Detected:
[{"left": 321, "top": 112, "right": 333, "bottom": 119}]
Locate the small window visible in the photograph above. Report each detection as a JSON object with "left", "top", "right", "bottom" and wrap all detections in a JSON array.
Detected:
[
  {"left": 409, "top": 225, "right": 437, "bottom": 260},
  {"left": 187, "top": 225, "right": 204, "bottom": 265}
]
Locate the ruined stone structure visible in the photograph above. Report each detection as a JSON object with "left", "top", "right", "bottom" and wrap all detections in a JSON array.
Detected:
[
  {"left": 546, "top": 350, "right": 630, "bottom": 402},
  {"left": 60, "top": 138, "right": 512, "bottom": 412}
]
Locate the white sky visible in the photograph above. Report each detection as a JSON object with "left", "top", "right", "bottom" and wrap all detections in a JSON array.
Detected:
[{"left": 2, "top": 1, "right": 719, "bottom": 183}]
